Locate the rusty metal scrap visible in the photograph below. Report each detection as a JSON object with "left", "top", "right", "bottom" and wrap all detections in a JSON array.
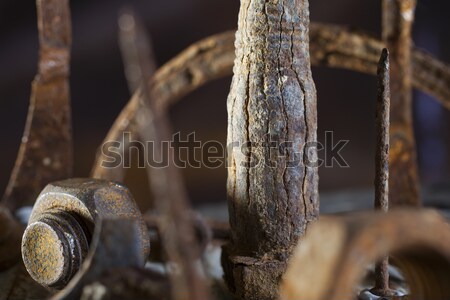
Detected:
[
  {"left": 90, "top": 8, "right": 158, "bottom": 183},
  {"left": 22, "top": 209, "right": 89, "bottom": 289},
  {"left": 372, "top": 48, "right": 395, "bottom": 297},
  {"left": 280, "top": 209, "right": 450, "bottom": 300},
  {"left": 91, "top": 30, "right": 235, "bottom": 180},
  {"left": 2, "top": 0, "right": 450, "bottom": 299},
  {"left": 91, "top": 24, "right": 450, "bottom": 179},
  {"left": 383, "top": 0, "right": 421, "bottom": 207},
  {"left": 21, "top": 179, "right": 149, "bottom": 289},
  {"left": 309, "top": 23, "right": 450, "bottom": 108},
  {"left": 116, "top": 10, "right": 209, "bottom": 300},
  {"left": 52, "top": 218, "right": 147, "bottom": 300},
  {"left": 375, "top": 49, "right": 391, "bottom": 218},
  {"left": 2, "top": 0, "right": 73, "bottom": 213}
]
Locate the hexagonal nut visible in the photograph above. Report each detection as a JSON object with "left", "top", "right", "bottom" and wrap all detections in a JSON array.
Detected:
[{"left": 21, "top": 178, "right": 149, "bottom": 289}]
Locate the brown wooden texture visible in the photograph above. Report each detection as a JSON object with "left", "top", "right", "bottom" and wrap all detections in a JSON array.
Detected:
[{"left": 222, "top": 1, "right": 318, "bottom": 299}]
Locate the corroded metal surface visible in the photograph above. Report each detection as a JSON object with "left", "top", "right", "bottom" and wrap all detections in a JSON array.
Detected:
[
  {"left": 22, "top": 210, "right": 89, "bottom": 289},
  {"left": 21, "top": 179, "right": 149, "bottom": 289},
  {"left": 91, "top": 30, "right": 235, "bottom": 181},
  {"left": 91, "top": 25, "right": 450, "bottom": 178},
  {"left": 2, "top": 0, "right": 73, "bottom": 213},
  {"left": 280, "top": 210, "right": 450, "bottom": 300},
  {"left": 372, "top": 49, "right": 393, "bottom": 297},
  {"left": 116, "top": 10, "right": 209, "bottom": 300},
  {"left": 383, "top": 0, "right": 421, "bottom": 207},
  {"left": 52, "top": 218, "right": 146, "bottom": 300},
  {"left": 1, "top": 0, "right": 450, "bottom": 299}
]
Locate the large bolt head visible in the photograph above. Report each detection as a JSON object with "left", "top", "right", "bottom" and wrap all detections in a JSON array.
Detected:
[{"left": 21, "top": 178, "right": 149, "bottom": 289}]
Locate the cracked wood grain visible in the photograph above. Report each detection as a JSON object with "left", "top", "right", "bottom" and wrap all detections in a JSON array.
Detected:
[
  {"left": 383, "top": 0, "right": 421, "bottom": 207},
  {"left": 222, "top": 1, "right": 318, "bottom": 299},
  {"left": 117, "top": 10, "right": 208, "bottom": 300},
  {"left": 2, "top": 0, "right": 73, "bottom": 212},
  {"left": 91, "top": 24, "right": 450, "bottom": 184}
]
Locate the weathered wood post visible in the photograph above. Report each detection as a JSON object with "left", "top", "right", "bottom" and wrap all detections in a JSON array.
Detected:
[{"left": 222, "top": 0, "right": 319, "bottom": 299}]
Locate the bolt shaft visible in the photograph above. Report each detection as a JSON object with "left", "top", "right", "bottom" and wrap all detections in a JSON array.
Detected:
[{"left": 22, "top": 209, "right": 89, "bottom": 288}]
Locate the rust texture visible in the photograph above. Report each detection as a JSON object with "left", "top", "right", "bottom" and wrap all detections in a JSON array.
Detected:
[
  {"left": 21, "top": 178, "right": 149, "bottom": 289},
  {"left": 383, "top": 0, "right": 421, "bottom": 206},
  {"left": 222, "top": 1, "right": 319, "bottom": 299},
  {"left": 2, "top": 0, "right": 73, "bottom": 212},
  {"left": 117, "top": 11, "right": 209, "bottom": 300},
  {"left": 280, "top": 209, "right": 450, "bottom": 300},
  {"left": 372, "top": 48, "right": 394, "bottom": 297},
  {"left": 52, "top": 218, "right": 147, "bottom": 300},
  {"left": 308, "top": 23, "right": 450, "bottom": 106},
  {"left": 22, "top": 210, "right": 89, "bottom": 289},
  {"left": 91, "top": 30, "right": 235, "bottom": 180},
  {"left": 91, "top": 25, "right": 450, "bottom": 180},
  {"left": 374, "top": 49, "right": 391, "bottom": 216},
  {"left": 3, "top": 1, "right": 450, "bottom": 299}
]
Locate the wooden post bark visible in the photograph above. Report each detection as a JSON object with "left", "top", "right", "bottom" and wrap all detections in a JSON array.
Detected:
[
  {"left": 222, "top": 0, "right": 319, "bottom": 299},
  {"left": 382, "top": 0, "right": 421, "bottom": 206}
]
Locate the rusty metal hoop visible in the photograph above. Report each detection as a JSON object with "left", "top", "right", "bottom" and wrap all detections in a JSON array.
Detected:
[{"left": 280, "top": 209, "right": 450, "bottom": 300}]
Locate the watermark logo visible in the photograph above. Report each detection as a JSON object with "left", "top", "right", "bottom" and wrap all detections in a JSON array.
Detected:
[{"left": 100, "top": 131, "right": 349, "bottom": 169}]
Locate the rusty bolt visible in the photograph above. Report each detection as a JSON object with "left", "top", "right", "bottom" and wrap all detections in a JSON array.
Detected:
[{"left": 21, "top": 178, "right": 150, "bottom": 289}]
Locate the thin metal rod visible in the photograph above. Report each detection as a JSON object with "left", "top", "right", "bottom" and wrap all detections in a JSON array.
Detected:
[
  {"left": 117, "top": 9, "right": 208, "bottom": 300},
  {"left": 375, "top": 49, "right": 390, "bottom": 213},
  {"left": 373, "top": 48, "right": 393, "bottom": 296}
]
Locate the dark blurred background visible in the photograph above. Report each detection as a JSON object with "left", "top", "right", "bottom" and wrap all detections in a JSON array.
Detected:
[{"left": 0, "top": 0, "right": 449, "bottom": 209}]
